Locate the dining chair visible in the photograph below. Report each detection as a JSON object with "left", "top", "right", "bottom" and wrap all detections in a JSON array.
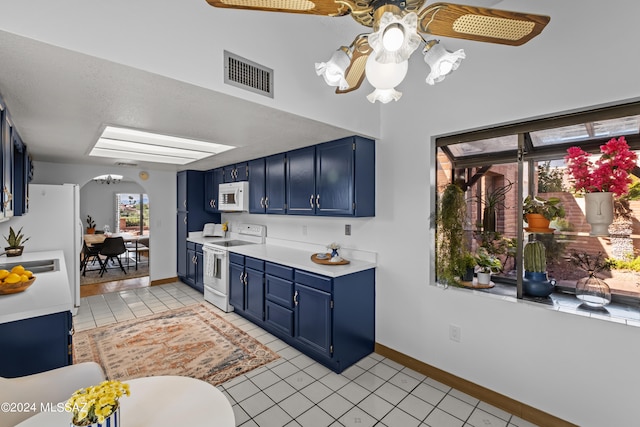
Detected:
[
  {"left": 80, "top": 241, "right": 103, "bottom": 276},
  {"left": 98, "top": 236, "right": 127, "bottom": 277}
]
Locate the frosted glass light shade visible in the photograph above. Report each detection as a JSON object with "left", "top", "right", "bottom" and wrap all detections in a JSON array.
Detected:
[
  {"left": 365, "top": 55, "right": 408, "bottom": 103},
  {"left": 423, "top": 41, "right": 466, "bottom": 85},
  {"left": 368, "top": 12, "right": 421, "bottom": 64},
  {"left": 315, "top": 48, "right": 351, "bottom": 90}
]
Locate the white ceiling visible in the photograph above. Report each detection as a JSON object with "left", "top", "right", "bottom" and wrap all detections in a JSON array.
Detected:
[{"left": 0, "top": 29, "right": 357, "bottom": 172}]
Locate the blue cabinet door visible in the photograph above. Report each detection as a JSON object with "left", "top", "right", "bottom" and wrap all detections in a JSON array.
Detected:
[
  {"left": 194, "top": 245, "right": 204, "bottom": 293},
  {"left": 248, "top": 158, "right": 266, "bottom": 213},
  {"left": 245, "top": 267, "right": 264, "bottom": 321},
  {"left": 265, "top": 153, "right": 286, "bottom": 214},
  {"left": 177, "top": 212, "right": 188, "bottom": 278},
  {"left": 295, "top": 283, "right": 332, "bottom": 358},
  {"left": 229, "top": 262, "right": 245, "bottom": 310},
  {"left": 0, "top": 311, "right": 72, "bottom": 377},
  {"left": 315, "top": 138, "right": 355, "bottom": 216},
  {"left": 224, "top": 163, "right": 248, "bottom": 182},
  {"left": 204, "top": 168, "right": 224, "bottom": 213},
  {"left": 287, "top": 146, "right": 316, "bottom": 215}
]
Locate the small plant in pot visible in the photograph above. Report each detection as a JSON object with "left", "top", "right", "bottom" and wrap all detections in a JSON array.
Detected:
[
  {"left": 86, "top": 215, "right": 96, "bottom": 234},
  {"left": 460, "top": 252, "right": 477, "bottom": 283},
  {"left": 4, "top": 226, "right": 30, "bottom": 257},
  {"left": 522, "top": 239, "right": 556, "bottom": 297},
  {"left": 474, "top": 248, "right": 502, "bottom": 285},
  {"left": 523, "top": 195, "right": 566, "bottom": 231}
]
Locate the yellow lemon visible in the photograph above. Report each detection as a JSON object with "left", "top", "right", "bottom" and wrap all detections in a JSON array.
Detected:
[
  {"left": 23, "top": 270, "right": 33, "bottom": 278},
  {"left": 11, "top": 265, "right": 25, "bottom": 275},
  {"left": 4, "top": 273, "right": 21, "bottom": 284},
  {"left": 20, "top": 274, "right": 29, "bottom": 282},
  {"left": 0, "top": 269, "right": 9, "bottom": 280}
]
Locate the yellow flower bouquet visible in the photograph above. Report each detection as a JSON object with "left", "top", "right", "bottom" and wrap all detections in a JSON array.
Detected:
[{"left": 67, "top": 380, "right": 130, "bottom": 426}]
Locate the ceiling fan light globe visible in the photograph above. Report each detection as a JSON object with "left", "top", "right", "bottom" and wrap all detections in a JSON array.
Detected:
[
  {"left": 423, "top": 42, "right": 465, "bottom": 85},
  {"left": 366, "top": 88, "right": 402, "bottom": 104},
  {"left": 382, "top": 24, "right": 404, "bottom": 52},
  {"left": 365, "top": 55, "right": 408, "bottom": 90},
  {"left": 315, "top": 48, "right": 351, "bottom": 90}
]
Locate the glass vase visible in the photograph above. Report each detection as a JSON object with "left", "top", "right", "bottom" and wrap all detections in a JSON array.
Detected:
[{"left": 575, "top": 271, "right": 611, "bottom": 308}]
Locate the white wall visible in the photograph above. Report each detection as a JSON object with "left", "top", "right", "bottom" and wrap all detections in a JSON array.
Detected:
[{"left": 32, "top": 161, "right": 176, "bottom": 283}]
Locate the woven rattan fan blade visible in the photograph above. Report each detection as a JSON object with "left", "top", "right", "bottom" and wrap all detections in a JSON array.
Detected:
[
  {"left": 418, "top": 2, "right": 550, "bottom": 46},
  {"left": 204, "top": 0, "right": 349, "bottom": 16},
  {"left": 336, "top": 36, "right": 371, "bottom": 94}
]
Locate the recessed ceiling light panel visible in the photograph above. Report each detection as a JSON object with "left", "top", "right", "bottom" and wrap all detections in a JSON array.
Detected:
[{"left": 90, "top": 126, "right": 235, "bottom": 165}]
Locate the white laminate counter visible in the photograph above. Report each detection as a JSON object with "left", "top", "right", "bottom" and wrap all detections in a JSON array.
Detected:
[
  {"left": 228, "top": 244, "right": 376, "bottom": 278},
  {"left": 0, "top": 250, "right": 72, "bottom": 324}
]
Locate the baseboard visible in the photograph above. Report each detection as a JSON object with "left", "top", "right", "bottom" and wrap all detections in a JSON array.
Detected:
[
  {"left": 150, "top": 276, "right": 178, "bottom": 286},
  {"left": 375, "top": 343, "right": 576, "bottom": 427}
]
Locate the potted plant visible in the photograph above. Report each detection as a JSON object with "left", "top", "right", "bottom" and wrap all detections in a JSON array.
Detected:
[
  {"left": 474, "top": 247, "right": 502, "bottom": 285},
  {"left": 523, "top": 195, "right": 565, "bottom": 231},
  {"left": 522, "top": 239, "right": 555, "bottom": 297},
  {"left": 3, "top": 226, "right": 30, "bottom": 257},
  {"left": 435, "top": 183, "right": 468, "bottom": 285},
  {"left": 86, "top": 215, "right": 96, "bottom": 234},
  {"left": 475, "top": 180, "right": 513, "bottom": 233},
  {"left": 460, "top": 252, "right": 477, "bottom": 283},
  {"left": 67, "top": 380, "right": 130, "bottom": 426}
]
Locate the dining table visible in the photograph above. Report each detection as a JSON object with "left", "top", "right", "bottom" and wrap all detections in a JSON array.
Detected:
[{"left": 83, "top": 232, "right": 148, "bottom": 270}]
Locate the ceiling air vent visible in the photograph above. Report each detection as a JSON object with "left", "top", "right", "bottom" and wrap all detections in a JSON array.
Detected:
[{"left": 224, "top": 51, "right": 273, "bottom": 98}]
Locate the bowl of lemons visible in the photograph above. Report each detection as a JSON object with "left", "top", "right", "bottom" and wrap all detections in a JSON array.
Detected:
[{"left": 0, "top": 265, "right": 35, "bottom": 295}]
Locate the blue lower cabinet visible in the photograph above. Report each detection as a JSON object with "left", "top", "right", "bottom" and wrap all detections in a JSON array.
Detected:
[
  {"left": 229, "top": 255, "right": 265, "bottom": 324},
  {"left": 234, "top": 258, "right": 374, "bottom": 373},
  {"left": 0, "top": 311, "right": 72, "bottom": 377}
]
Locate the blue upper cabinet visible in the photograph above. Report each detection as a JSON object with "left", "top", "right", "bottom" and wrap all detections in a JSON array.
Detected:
[
  {"left": 204, "top": 168, "right": 224, "bottom": 213},
  {"left": 265, "top": 153, "right": 287, "bottom": 214},
  {"left": 223, "top": 162, "right": 248, "bottom": 183},
  {"left": 248, "top": 158, "right": 266, "bottom": 213},
  {"left": 287, "top": 136, "right": 375, "bottom": 217},
  {"left": 286, "top": 146, "right": 316, "bottom": 215}
]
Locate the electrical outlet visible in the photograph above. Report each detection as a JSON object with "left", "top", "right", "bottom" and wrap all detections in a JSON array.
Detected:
[
  {"left": 449, "top": 324, "right": 461, "bottom": 342},
  {"left": 302, "top": 225, "right": 308, "bottom": 236},
  {"left": 345, "top": 224, "right": 351, "bottom": 235}
]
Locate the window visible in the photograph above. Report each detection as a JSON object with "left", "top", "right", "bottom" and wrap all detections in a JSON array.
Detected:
[
  {"left": 116, "top": 193, "right": 149, "bottom": 235},
  {"left": 434, "top": 102, "right": 640, "bottom": 322}
]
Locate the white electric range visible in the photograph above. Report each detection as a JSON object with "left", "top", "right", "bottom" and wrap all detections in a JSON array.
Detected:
[{"left": 202, "top": 224, "right": 266, "bottom": 312}]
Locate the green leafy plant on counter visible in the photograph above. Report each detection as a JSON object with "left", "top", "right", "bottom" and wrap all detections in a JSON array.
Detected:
[{"left": 4, "top": 226, "right": 30, "bottom": 248}]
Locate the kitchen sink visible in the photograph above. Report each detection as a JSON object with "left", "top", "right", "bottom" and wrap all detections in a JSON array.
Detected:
[{"left": 0, "top": 259, "right": 60, "bottom": 274}]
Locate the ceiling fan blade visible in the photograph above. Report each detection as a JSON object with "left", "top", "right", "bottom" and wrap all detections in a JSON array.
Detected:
[
  {"left": 204, "top": 0, "right": 349, "bottom": 17},
  {"left": 418, "top": 2, "right": 550, "bottom": 46},
  {"left": 336, "top": 36, "right": 371, "bottom": 94}
]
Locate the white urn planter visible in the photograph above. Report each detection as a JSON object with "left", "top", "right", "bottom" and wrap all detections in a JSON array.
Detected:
[
  {"left": 476, "top": 272, "right": 491, "bottom": 286},
  {"left": 584, "top": 192, "right": 614, "bottom": 236}
]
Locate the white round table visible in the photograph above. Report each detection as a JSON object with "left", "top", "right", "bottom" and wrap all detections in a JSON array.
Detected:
[{"left": 16, "top": 376, "right": 235, "bottom": 427}]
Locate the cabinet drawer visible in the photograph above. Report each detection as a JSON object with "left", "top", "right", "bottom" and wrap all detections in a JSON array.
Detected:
[
  {"left": 294, "top": 270, "right": 332, "bottom": 293},
  {"left": 229, "top": 252, "right": 244, "bottom": 266},
  {"left": 265, "top": 301, "right": 294, "bottom": 336},
  {"left": 266, "top": 275, "right": 293, "bottom": 308},
  {"left": 265, "top": 262, "right": 294, "bottom": 280},
  {"left": 187, "top": 241, "right": 197, "bottom": 250},
  {"left": 246, "top": 257, "right": 265, "bottom": 271}
]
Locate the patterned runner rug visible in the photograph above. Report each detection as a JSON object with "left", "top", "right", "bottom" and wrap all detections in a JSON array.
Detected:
[{"left": 73, "top": 303, "right": 280, "bottom": 386}]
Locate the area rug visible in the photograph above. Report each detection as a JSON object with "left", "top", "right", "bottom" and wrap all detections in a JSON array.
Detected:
[
  {"left": 73, "top": 303, "right": 280, "bottom": 386},
  {"left": 81, "top": 262, "right": 149, "bottom": 286}
]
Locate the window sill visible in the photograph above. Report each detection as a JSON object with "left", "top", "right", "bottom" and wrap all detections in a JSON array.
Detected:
[{"left": 447, "top": 280, "right": 640, "bottom": 327}]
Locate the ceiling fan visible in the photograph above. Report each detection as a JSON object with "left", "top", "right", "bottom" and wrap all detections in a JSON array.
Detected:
[{"left": 205, "top": 0, "right": 550, "bottom": 103}]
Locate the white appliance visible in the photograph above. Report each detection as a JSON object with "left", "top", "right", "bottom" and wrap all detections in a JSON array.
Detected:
[
  {"left": 203, "top": 224, "right": 266, "bottom": 312},
  {"left": 218, "top": 181, "right": 249, "bottom": 212},
  {"left": 2, "top": 184, "right": 82, "bottom": 312}
]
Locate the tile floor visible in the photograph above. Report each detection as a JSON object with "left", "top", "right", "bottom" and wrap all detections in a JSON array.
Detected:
[{"left": 75, "top": 282, "right": 539, "bottom": 427}]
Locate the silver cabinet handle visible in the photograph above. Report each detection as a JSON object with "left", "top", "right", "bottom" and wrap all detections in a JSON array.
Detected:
[
  {"left": 294, "top": 290, "right": 299, "bottom": 306},
  {"left": 183, "top": 216, "right": 187, "bottom": 225},
  {"left": 243, "top": 271, "right": 248, "bottom": 285},
  {"left": 183, "top": 200, "right": 187, "bottom": 208},
  {"left": 260, "top": 197, "right": 265, "bottom": 208},
  {"left": 209, "top": 199, "right": 214, "bottom": 208},
  {"left": 265, "top": 197, "right": 269, "bottom": 208},
  {"left": 240, "top": 271, "right": 244, "bottom": 284},
  {"left": 316, "top": 194, "right": 320, "bottom": 208},
  {"left": 309, "top": 194, "right": 314, "bottom": 208},
  {"left": 212, "top": 199, "right": 216, "bottom": 208}
]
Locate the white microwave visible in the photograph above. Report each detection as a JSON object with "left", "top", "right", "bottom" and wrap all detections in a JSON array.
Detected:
[{"left": 218, "top": 181, "right": 249, "bottom": 211}]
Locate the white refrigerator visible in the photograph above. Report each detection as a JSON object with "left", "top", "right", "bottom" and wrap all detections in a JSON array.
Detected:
[{"left": 4, "top": 184, "right": 82, "bottom": 312}]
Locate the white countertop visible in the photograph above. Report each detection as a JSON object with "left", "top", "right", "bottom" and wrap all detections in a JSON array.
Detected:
[
  {"left": 187, "top": 233, "right": 377, "bottom": 277},
  {"left": 0, "top": 250, "right": 72, "bottom": 324}
]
